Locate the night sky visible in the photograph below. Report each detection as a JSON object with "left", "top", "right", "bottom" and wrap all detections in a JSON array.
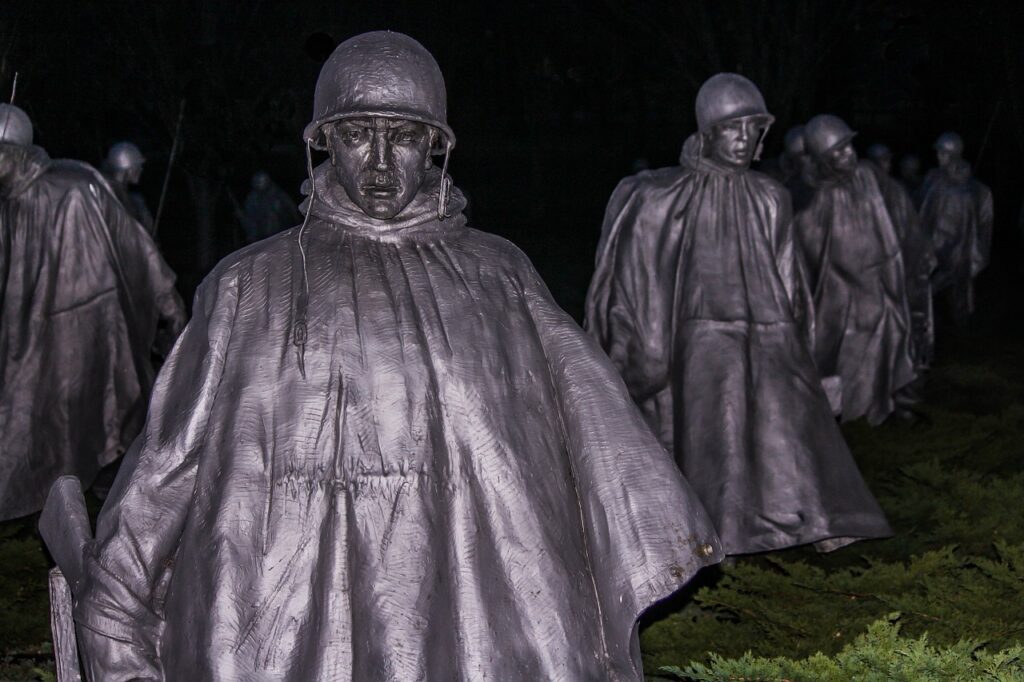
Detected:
[{"left": 2, "top": 0, "right": 1021, "bottom": 316}]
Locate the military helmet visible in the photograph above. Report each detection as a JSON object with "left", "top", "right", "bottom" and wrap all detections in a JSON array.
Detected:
[
  {"left": 783, "top": 125, "right": 806, "bottom": 157},
  {"left": 0, "top": 104, "right": 33, "bottom": 146},
  {"left": 934, "top": 131, "right": 963, "bottom": 156},
  {"left": 866, "top": 143, "right": 892, "bottom": 163},
  {"left": 695, "top": 73, "right": 774, "bottom": 133},
  {"left": 804, "top": 114, "right": 857, "bottom": 157},
  {"left": 303, "top": 31, "right": 455, "bottom": 153},
  {"left": 106, "top": 141, "right": 146, "bottom": 171}
]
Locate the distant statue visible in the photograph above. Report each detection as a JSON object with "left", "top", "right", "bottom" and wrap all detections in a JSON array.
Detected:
[
  {"left": 239, "top": 170, "right": 300, "bottom": 243},
  {"left": 919, "top": 132, "right": 993, "bottom": 324},
  {"left": 795, "top": 114, "right": 916, "bottom": 424},
  {"left": 762, "top": 124, "right": 815, "bottom": 212},
  {"left": 49, "top": 31, "right": 721, "bottom": 681},
  {"left": 899, "top": 153, "right": 924, "bottom": 200},
  {"left": 103, "top": 141, "right": 155, "bottom": 235},
  {"left": 586, "top": 74, "right": 891, "bottom": 556},
  {"left": 0, "top": 104, "right": 185, "bottom": 522},
  {"left": 865, "top": 144, "right": 936, "bottom": 368}
]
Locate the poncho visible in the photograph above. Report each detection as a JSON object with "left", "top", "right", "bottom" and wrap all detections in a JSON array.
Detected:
[
  {"left": 919, "top": 161, "right": 993, "bottom": 320},
  {"left": 867, "top": 161, "right": 936, "bottom": 367},
  {"left": 585, "top": 136, "right": 891, "bottom": 555},
  {"left": 796, "top": 161, "right": 916, "bottom": 424},
  {"left": 0, "top": 146, "right": 183, "bottom": 520},
  {"left": 73, "top": 166, "right": 721, "bottom": 681}
]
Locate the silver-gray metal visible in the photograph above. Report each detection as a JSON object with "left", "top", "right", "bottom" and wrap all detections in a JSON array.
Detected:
[
  {"left": 105, "top": 141, "right": 145, "bottom": 171},
  {"left": 0, "top": 146, "right": 186, "bottom": 521},
  {"left": 919, "top": 158, "right": 993, "bottom": 323},
  {"left": 0, "top": 103, "right": 33, "bottom": 146},
  {"left": 694, "top": 73, "right": 774, "bottom": 132},
  {"left": 49, "top": 569, "right": 83, "bottom": 682},
  {"left": 586, "top": 82, "right": 891, "bottom": 556},
  {"left": 795, "top": 149, "right": 916, "bottom": 423},
  {"left": 804, "top": 114, "right": 857, "bottom": 157},
  {"left": 784, "top": 124, "right": 806, "bottom": 157},
  {"left": 303, "top": 31, "right": 454, "bottom": 152},
  {"left": 934, "top": 131, "right": 964, "bottom": 156},
  {"left": 866, "top": 160, "right": 936, "bottom": 367},
  {"left": 67, "top": 31, "right": 722, "bottom": 681}
]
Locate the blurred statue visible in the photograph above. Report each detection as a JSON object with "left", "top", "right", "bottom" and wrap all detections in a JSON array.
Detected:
[
  {"left": 795, "top": 114, "right": 916, "bottom": 424},
  {"left": 239, "top": 170, "right": 300, "bottom": 243},
  {"left": 865, "top": 148, "right": 936, "bottom": 368},
  {"left": 54, "top": 31, "right": 720, "bottom": 681},
  {"left": 919, "top": 132, "right": 993, "bottom": 324},
  {"left": 899, "top": 153, "right": 924, "bottom": 199},
  {"left": 866, "top": 142, "right": 893, "bottom": 175},
  {"left": 0, "top": 104, "right": 185, "bottom": 522},
  {"left": 103, "top": 141, "right": 155, "bottom": 235},
  {"left": 762, "top": 124, "right": 814, "bottom": 212},
  {"left": 585, "top": 74, "right": 891, "bottom": 557}
]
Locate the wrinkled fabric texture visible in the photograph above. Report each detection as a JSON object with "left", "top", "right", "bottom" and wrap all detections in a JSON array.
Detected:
[
  {"left": 242, "top": 181, "right": 300, "bottom": 243},
  {"left": 867, "top": 161, "right": 936, "bottom": 367},
  {"left": 73, "top": 164, "right": 722, "bottom": 681},
  {"left": 0, "top": 147, "right": 184, "bottom": 521},
  {"left": 584, "top": 135, "right": 891, "bottom": 556},
  {"left": 796, "top": 161, "right": 915, "bottom": 424},
  {"left": 919, "top": 162, "right": 993, "bottom": 321}
]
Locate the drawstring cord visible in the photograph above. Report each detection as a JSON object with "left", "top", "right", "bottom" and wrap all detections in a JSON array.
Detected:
[{"left": 293, "top": 139, "right": 315, "bottom": 379}]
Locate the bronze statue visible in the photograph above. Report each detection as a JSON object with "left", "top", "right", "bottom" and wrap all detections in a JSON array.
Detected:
[
  {"left": 47, "top": 31, "right": 721, "bottom": 680},
  {"left": 0, "top": 104, "right": 185, "bottom": 522},
  {"left": 239, "top": 170, "right": 300, "bottom": 243},
  {"left": 795, "top": 114, "right": 916, "bottom": 424},
  {"left": 586, "top": 74, "right": 891, "bottom": 556},
  {"left": 919, "top": 132, "right": 993, "bottom": 324},
  {"left": 103, "top": 141, "right": 155, "bottom": 234}
]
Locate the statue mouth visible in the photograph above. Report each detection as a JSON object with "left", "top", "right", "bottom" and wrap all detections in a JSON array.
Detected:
[{"left": 362, "top": 184, "right": 399, "bottom": 198}]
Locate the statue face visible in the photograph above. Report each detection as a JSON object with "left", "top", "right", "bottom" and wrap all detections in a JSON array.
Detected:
[
  {"left": 936, "top": 149, "right": 955, "bottom": 170},
  {"left": 326, "top": 117, "right": 434, "bottom": 220},
  {"left": 125, "top": 164, "right": 143, "bottom": 185},
  {"left": 707, "top": 117, "right": 761, "bottom": 169},
  {"left": 876, "top": 154, "right": 892, "bottom": 175},
  {"left": 824, "top": 141, "right": 857, "bottom": 175}
]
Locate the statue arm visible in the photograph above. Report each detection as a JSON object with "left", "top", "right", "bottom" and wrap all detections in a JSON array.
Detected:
[{"left": 73, "top": 275, "right": 237, "bottom": 678}]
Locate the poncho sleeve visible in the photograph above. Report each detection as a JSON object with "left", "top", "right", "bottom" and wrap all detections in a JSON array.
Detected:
[
  {"left": 520, "top": 248, "right": 722, "bottom": 673},
  {"left": 584, "top": 176, "right": 672, "bottom": 402},
  {"left": 73, "top": 270, "right": 239, "bottom": 680}
]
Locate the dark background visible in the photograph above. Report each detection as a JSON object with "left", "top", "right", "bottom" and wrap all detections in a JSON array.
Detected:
[{"left": 2, "top": 0, "right": 1021, "bottom": 318}]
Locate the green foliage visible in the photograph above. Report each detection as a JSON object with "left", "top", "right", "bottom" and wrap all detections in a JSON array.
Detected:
[{"left": 662, "top": 614, "right": 1024, "bottom": 681}]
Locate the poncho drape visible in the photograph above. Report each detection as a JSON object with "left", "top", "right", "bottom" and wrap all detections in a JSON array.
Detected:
[
  {"left": 585, "top": 137, "right": 891, "bottom": 555},
  {"left": 0, "top": 147, "right": 183, "bottom": 520},
  {"left": 795, "top": 161, "right": 916, "bottom": 424},
  {"left": 73, "top": 166, "right": 721, "bottom": 681}
]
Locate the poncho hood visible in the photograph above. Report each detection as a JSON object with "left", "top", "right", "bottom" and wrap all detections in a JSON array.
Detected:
[{"left": 0, "top": 144, "right": 50, "bottom": 199}]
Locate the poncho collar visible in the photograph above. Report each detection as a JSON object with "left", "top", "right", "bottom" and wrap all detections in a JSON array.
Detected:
[
  {"left": 0, "top": 144, "right": 50, "bottom": 199},
  {"left": 300, "top": 161, "right": 467, "bottom": 241},
  {"left": 679, "top": 133, "right": 749, "bottom": 177}
]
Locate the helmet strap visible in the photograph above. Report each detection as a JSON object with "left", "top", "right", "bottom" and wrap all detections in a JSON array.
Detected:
[
  {"left": 754, "top": 122, "right": 772, "bottom": 162},
  {"left": 437, "top": 141, "right": 452, "bottom": 220},
  {"left": 293, "top": 139, "right": 315, "bottom": 379}
]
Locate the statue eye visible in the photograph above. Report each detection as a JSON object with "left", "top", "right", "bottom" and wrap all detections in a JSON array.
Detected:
[
  {"left": 393, "top": 130, "right": 418, "bottom": 143},
  {"left": 340, "top": 129, "right": 363, "bottom": 144}
]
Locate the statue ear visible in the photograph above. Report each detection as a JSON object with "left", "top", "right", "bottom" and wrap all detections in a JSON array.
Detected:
[
  {"left": 425, "top": 129, "right": 439, "bottom": 169},
  {"left": 324, "top": 126, "right": 338, "bottom": 166}
]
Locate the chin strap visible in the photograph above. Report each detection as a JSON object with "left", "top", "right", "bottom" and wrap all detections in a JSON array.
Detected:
[
  {"left": 754, "top": 122, "right": 772, "bottom": 162},
  {"left": 293, "top": 139, "right": 315, "bottom": 379},
  {"left": 437, "top": 141, "right": 452, "bottom": 220}
]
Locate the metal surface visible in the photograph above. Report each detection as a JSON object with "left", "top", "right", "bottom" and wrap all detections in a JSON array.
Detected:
[
  {"left": 796, "top": 143, "right": 916, "bottom": 424},
  {"left": 71, "top": 32, "right": 722, "bottom": 681},
  {"left": 934, "top": 131, "right": 964, "bottom": 156},
  {"left": 303, "top": 31, "right": 454, "bottom": 152},
  {"left": 694, "top": 73, "right": 774, "bottom": 132},
  {"left": 585, "top": 85, "right": 891, "bottom": 556},
  {"left": 0, "top": 147, "right": 185, "bottom": 521},
  {"left": 804, "top": 113, "right": 857, "bottom": 157},
  {"left": 105, "top": 141, "right": 146, "bottom": 171},
  {"left": 0, "top": 103, "right": 33, "bottom": 146},
  {"left": 866, "top": 160, "right": 936, "bottom": 367},
  {"left": 919, "top": 158, "right": 993, "bottom": 322}
]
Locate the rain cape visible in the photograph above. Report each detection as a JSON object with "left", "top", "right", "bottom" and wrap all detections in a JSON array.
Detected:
[
  {"left": 585, "top": 136, "right": 891, "bottom": 555},
  {"left": 0, "top": 146, "right": 183, "bottom": 520},
  {"left": 73, "top": 166, "right": 721, "bottom": 681},
  {"left": 919, "top": 161, "right": 993, "bottom": 320},
  {"left": 796, "top": 161, "right": 916, "bottom": 424}
]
